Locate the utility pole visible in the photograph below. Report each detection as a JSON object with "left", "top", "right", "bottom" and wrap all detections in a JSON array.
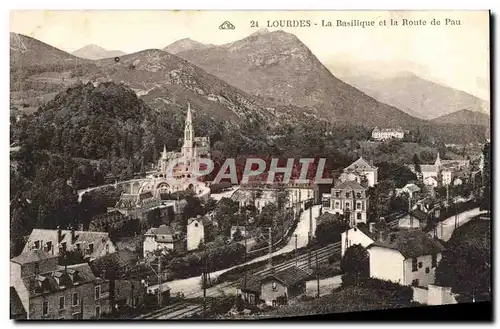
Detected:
[
  {"left": 244, "top": 211, "right": 248, "bottom": 292},
  {"left": 268, "top": 227, "right": 273, "bottom": 272},
  {"left": 203, "top": 247, "right": 207, "bottom": 318},
  {"left": 294, "top": 234, "right": 298, "bottom": 267},
  {"left": 409, "top": 196, "right": 413, "bottom": 229},
  {"left": 157, "top": 254, "right": 162, "bottom": 307},
  {"left": 316, "top": 251, "right": 320, "bottom": 298}
]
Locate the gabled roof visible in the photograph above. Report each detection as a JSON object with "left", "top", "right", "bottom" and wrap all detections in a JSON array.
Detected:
[
  {"left": 420, "top": 165, "right": 438, "bottom": 173},
  {"left": 368, "top": 230, "right": 445, "bottom": 259},
  {"left": 409, "top": 208, "right": 428, "bottom": 221},
  {"left": 262, "top": 266, "right": 312, "bottom": 287},
  {"left": 344, "top": 157, "right": 377, "bottom": 171},
  {"left": 11, "top": 250, "right": 57, "bottom": 265},
  {"left": 22, "top": 229, "right": 113, "bottom": 259},
  {"left": 333, "top": 180, "right": 366, "bottom": 191},
  {"left": 403, "top": 184, "right": 421, "bottom": 193}
]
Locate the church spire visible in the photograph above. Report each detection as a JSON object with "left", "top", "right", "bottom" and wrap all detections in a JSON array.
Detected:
[
  {"left": 162, "top": 144, "right": 167, "bottom": 159},
  {"left": 183, "top": 103, "right": 194, "bottom": 146},
  {"left": 435, "top": 152, "right": 442, "bottom": 166}
]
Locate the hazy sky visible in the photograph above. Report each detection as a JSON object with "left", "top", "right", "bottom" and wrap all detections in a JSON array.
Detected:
[{"left": 10, "top": 10, "right": 490, "bottom": 101}]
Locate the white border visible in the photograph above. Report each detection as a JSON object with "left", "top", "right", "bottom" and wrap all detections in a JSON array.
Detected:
[{"left": 2, "top": 1, "right": 498, "bottom": 328}]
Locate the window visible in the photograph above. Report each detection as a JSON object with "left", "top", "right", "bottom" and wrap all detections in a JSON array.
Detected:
[
  {"left": 61, "top": 242, "right": 67, "bottom": 252},
  {"left": 345, "top": 202, "right": 350, "bottom": 209},
  {"left": 42, "top": 301, "right": 49, "bottom": 316},
  {"left": 412, "top": 258, "right": 418, "bottom": 272},
  {"left": 345, "top": 192, "right": 350, "bottom": 198},
  {"left": 411, "top": 279, "right": 420, "bottom": 287},
  {"left": 356, "top": 192, "right": 362, "bottom": 198},
  {"left": 46, "top": 241, "right": 52, "bottom": 252},
  {"left": 75, "top": 243, "right": 81, "bottom": 251},
  {"left": 95, "top": 286, "right": 101, "bottom": 300},
  {"left": 431, "top": 254, "right": 437, "bottom": 268},
  {"left": 34, "top": 240, "right": 40, "bottom": 249},
  {"left": 195, "top": 223, "right": 198, "bottom": 227},
  {"left": 335, "top": 201, "right": 340, "bottom": 209},
  {"left": 72, "top": 292, "right": 79, "bottom": 306},
  {"left": 72, "top": 313, "right": 80, "bottom": 320},
  {"left": 356, "top": 202, "right": 362, "bottom": 210},
  {"left": 425, "top": 267, "right": 430, "bottom": 274},
  {"left": 95, "top": 306, "right": 100, "bottom": 318},
  {"left": 59, "top": 296, "right": 65, "bottom": 310},
  {"left": 249, "top": 294, "right": 255, "bottom": 304},
  {"left": 272, "top": 281, "right": 277, "bottom": 291},
  {"left": 88, "top": 243, "right": 94, "bottom": 254},
  {"left": 335, "top": 192, "right": 340, "bottom": 198},
  {"left": 418, "top": 262, "right": 423, "bottom": 269},
  {"left": 356, "top": 213, "right": 362, "bottom": 220},
  {"left": 105, "top": 244, "right": 109, "bottom": 254}
]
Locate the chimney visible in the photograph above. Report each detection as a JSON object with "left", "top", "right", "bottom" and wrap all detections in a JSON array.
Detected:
[{"left": 369, "top": 222, "right": 376, "bottom": 233}]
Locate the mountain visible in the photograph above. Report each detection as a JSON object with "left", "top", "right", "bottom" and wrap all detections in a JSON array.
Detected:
[
  {"left": 72, "top": 44, "right": 126, "bottom": 60},
  {"left": 163, "top": 38, "right": 213, "bottom": 54},
  {"left": 10, "top": 33, "right": 90, "bottom": 69},
  {"left": 431, "top": 109, "right": 490, "bottom": 126},
  {"left": 174, "top": 30, "right": 423, "bottom": 128},
  {"left": 340, "top": 72, "right": 490, "bottom": 120}
]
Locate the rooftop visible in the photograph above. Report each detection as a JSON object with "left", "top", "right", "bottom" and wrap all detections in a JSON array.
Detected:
[
  {"left": 262, "top": 266, "right": 312, "bottom": 287},
  {"left": 333, "top": 180, "right": 366, "bottom": 191},
  {"left": 368, "top": 230, "right": 445, "bottom": 259},
  {"left": 344, "top": 157, "right": 377, "bottom": 172},
  {"left": 11, "top": 250, "right": 57, "bottom": 265}
]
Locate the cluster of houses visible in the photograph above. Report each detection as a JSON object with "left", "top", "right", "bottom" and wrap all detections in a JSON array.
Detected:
[{"left": 408, "top": 152, "right": 471, "bottom": 188}]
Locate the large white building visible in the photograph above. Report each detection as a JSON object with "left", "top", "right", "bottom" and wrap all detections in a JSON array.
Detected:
[
  {"left": 372, "top": 127, "right": 406, "bottom": 141},
  {"left": 186, "top": 217, "right": 205, "bottom": 251},
  {"left": 339, "top": 157, "right": 378, "bottom": 188},
  {"left": 412, "top": 153, "right": 469, "bottom": 187},
  {"left": 367, "top": 230, "right": 445, "bottom": 288}
]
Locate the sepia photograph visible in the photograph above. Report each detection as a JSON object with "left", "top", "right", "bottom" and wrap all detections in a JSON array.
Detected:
[{"left": 8, "top": 9, "right": 491, "bottom": 321}]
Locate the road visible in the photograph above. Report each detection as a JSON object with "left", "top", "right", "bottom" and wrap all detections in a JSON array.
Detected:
[
  {"left": 149, "top": 205, "right": 321, "bottom": 296},
  {"left": 432, "top": 207, "right": 487, "bottom": 241}
]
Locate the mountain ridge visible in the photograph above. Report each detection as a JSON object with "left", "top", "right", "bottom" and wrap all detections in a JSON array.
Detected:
[
  {"left": 174, "top": 30, "right": 425, "bottom": 128},
  {"left": 72, "top": 44, "right": 126, "bottom": 60}
]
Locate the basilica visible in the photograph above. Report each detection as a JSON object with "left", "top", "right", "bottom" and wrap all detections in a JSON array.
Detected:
[{"left": 116, "top": 103, "right": 211, "bottom": 208}]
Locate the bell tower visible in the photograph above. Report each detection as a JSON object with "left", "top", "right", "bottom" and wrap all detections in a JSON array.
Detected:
[{"left": 182, "top": 103, "right": 195, "bottom": 165}]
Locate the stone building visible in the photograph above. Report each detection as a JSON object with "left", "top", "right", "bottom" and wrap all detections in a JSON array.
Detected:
[
  {"left": 10, "top": 250, "right": 110, "bottom": 319},
  {"left": 323, "top": 180, "right": 369, "bottom": 225}
]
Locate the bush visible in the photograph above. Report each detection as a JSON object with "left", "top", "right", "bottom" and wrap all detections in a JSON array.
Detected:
[{"left": 357, "top": 278, "right": 414, "bottom": 303}]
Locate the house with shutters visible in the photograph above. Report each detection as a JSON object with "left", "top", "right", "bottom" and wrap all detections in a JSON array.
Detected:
[
  {"left": 323, "top": 180, "right": 369, "bottom": 225},
  {"left": 143, "top": 225, "right": 183, "bottom": 257},
  {"left": 10, "top": 250, "right": 110, "bottom": 319},
  {"left": 21, "top": 228, "right": 117, "bottom": 262},
  {"left": 367, "top": 230, "right": 445, "bottom": 288}
]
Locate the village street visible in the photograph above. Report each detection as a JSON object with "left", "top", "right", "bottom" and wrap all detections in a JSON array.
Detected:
[
  {"left": 432, "top": 207, "right": 487, "bottom": 241},
  {"left": 150, "top": 205, "right": 322, "bottom": 297}
]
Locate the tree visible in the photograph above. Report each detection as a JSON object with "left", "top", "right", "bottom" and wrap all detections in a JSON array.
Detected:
[
  {"left": 340, "top": 245, "right": 370, "bottom": 286},
  {"left": 436, "top": 239, "right": 490, "bottom": 302},
  {"left": 412, "top": 153, "right": 421, "bottom": 174},
  {"left": 314, "top": 213, "right": 345, "bottom": 245},
  {"left": 480, "top": 142, "right": 491, "bottom": 213},
  {"left": 232, "top": 228, "right": 244, "bottom": 242}
]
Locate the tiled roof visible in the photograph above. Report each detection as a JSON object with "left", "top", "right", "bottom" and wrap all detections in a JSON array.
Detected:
[
  {"left": 368, "top": 230, "right": 445, "bottom": 259},
  {"left": 238, "top": 276, "right": 261, "bottom": 292},
  {"left": 21, "top": 263, "right": 102, "bottom": 298},
  {"left": 22, "top": 229, "right": 112, "bottom": 260},
  {"left": 262, "top": 266, "right": 312, "bottom": 287},
  {"left": 420, "top": 165, "right": 438, "bottom": 173},
  {"left": 11, "top": 250, "right": 57, "bottom": 264},
  {"left": 344, "top": 157, "right": 377, "bottom": 171},
  {"left": 333, "top": 180, "right": 366, "bottom": 191}
]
